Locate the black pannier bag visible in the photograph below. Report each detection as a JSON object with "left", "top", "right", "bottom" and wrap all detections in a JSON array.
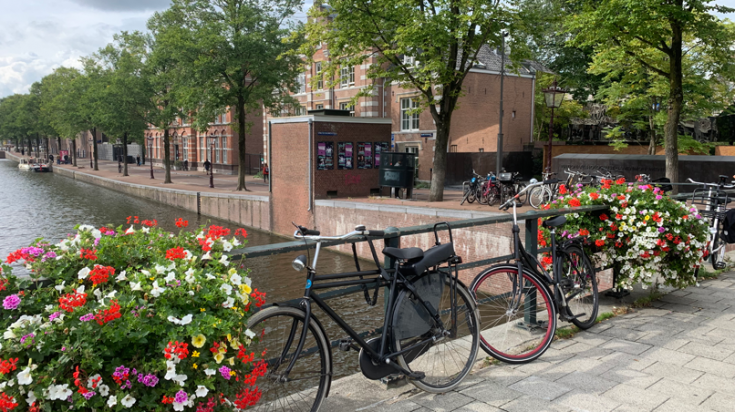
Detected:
[{"left": 722, "top": 209, "right": 735, "bottom": 244}]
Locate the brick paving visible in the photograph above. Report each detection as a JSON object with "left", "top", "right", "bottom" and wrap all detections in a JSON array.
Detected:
[{"left": 320, "top": 272, "right": 735, "bottom": 412}]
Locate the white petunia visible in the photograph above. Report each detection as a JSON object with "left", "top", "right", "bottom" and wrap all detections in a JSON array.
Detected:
[
  {"left": 245, "top": 329, "right": 256, "bottom": 339},
  {"left": 130, "top": 282, "right": 142, "bottom": 291},
  {"left": 195, "top": 385, "right": 209, "bottom": 398},
  {"left": 220, "top": 284, "right": 233, "bottom": 296},
  {"left": 141, "top": 227, "right": 150, "bottom": 233},
  {"left": 47, "top": 384, "right": 72, "bottom": 400},
  {"left": 222, "top": 297, "right": 235, "bottom": 308},
  {"left": 222, "top": 240, "right": 233, "bottom": 252},
  {"left": 125, "top": 226, "right": 135, "bottom": 235},
  {"left": 204, "top": 369, "right": 216, "bottom": 376},
  {"left": 173, "top": 374, "right": 188, "bottom": 386},
  {"left": 107, "top": 395, "right": 118, "bottom": 407},
  {"left": 98, "top": 384, "right": 110, "bottom": 397},
  {"left": 115, "top": 270, "right": 127, "bottom": 282},
  {"left": 78, "top": 267, "right": 91, "bottom": 280},
  {"left": 205, "top": 273, "right": 216, "bottom": 280},
  {"left": 77, "top": 285, "right": 86, "bottom": 294},
  {"left": 201, "top": 251, "right": 212, "bottom": 260},
  {"left": 141, "top": 269, "right": 151, "bottom": 276},
  {"left": 164, "top": 361, "right": 177, "bottom": 380},
  {"left": 174, "top": 401, "right": 186, "bottom": 411},
  {"left": 165, "top": 272, "right": 177, "bottom": 283},
  {"left": 232, "top": 237, "right": 241, "bottom": 246},
  {"left": 26, "top": 391, "right": 35, "bottom": 405},
  {"left": 219, "top": 255, "right": 229, "bottom": 266},
  {"left": 16, "top": 368, "right": 32, "bottom": 385},
  {"left": 184, "top": 268, "right": 196, "bottom": 284},
  {"left": 155, "top": 264, "right": 166, "bottom": 274},
  {"left": 54, "top": 282, "right": 66, "bottom": 292},
  {"left": 184, "top": 250, "right": 193, "bottom": 260},
  {"left": 168, "top": 314, "right": 193, "bottom": 326},
  {"left": 150, "top": 281, "right": 165, "bottom": 298},
  {"left": 230, "top": 273, "right": 242, "bottom": 286},
  {"left": 121, "top": 394, "right": 136, "bottom": 408}
]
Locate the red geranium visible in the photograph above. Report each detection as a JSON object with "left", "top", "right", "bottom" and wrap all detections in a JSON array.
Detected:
[
  {"left": 589, "top": 192, "right": 599, "bottom": 200},
  {"left": 599, "top": 214, "right": 609, "bottom": 221},
  {"left": 0, "top": 358, "right": 18, "bottom": 375},
  {"left": 59, "top": 291, "right": 87, "bottom": 312},
  {"left": 558, "top": 184, "right": 568, "bottom": 195},
  {"left": 0, "top": 393, "right": 18, "bottom": 412},
  {"left": 235, "top": 228, "right": 248, "bottom": 238},
  {"left": 80, "top": 248, "right": 98, "bottom": 261},
  {"left": 595, "top": 239, "right": 605, "bottom": 247},
  {"left": 89, "top": 265, "right": 115, "bottom": 285},
  {"left": 94, "top": 300, "right": 121, "bottom": 325},
  {"left": 616, "top": 177, "right": 626, "bottom": 185},
  {"left": 175, "top": 218, "right": 189, "bottom": 228},
  {"left": 165, "top": 341, "right": 190, "bottom": 360},
  {"left": 234, "top": 386, "right": 263, "bottom": 409},
  {"left": 0, "top": 278, "right": 7, "bottom": 292},
  {"left": 579, "top": 229, "right": 590, "bottom": 236},
  {"left": 568, "top": 198, "right": 581, "bottom": 207},
  {"left": 142, "top": 219, "right": 157, "bottom": 227},
  {"left": 166, "top": 247, "right": 187, "bottom": 260}
]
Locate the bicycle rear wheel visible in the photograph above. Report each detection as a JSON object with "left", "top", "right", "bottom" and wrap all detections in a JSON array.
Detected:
[
  {"left": 470, "top": 265, "right": 556, "bottom": 364},
  {"left": 515, "top": 183, "right": 528, "bottom": 205},
  {"left": 558, "top": 246, "right": 599, "bottom": 329},
  {"left": 712, "top": 228, "right": 727, "bottom": 270},
  {"left": 528, "top": 186, "right": 551, "bottom": 209},
  {"left": 246, "top": 306, "right": 331, "bottom": 412},
  {"left": 395, "top": 273, "right": 480, "bottom": 393}
]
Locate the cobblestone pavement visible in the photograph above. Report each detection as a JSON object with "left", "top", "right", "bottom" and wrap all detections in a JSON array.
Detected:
[{"left": 319, "top": 272, "right": 735, "bottom": 412}]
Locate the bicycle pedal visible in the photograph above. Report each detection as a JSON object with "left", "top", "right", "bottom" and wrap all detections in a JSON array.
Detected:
[
  {"left": 406, "top": 371, "right": 425, "bottom": 380},
  {"left": 339, "top": 339, "right": 353, "bottom": 352}
]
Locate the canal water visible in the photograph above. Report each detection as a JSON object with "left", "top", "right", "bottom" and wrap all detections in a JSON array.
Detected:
[{"left": 0, "top": 159, "right": 385, "bottom": 379}]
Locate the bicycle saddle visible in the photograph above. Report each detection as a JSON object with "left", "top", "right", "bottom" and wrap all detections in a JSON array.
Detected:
[
  {"left": 398, "top": 243, "right": 456, "bottom": 278},
  {"left": 543, "top": 215, "right": 567, "bottom": 228},
  {"left": 383, "top": 247, "right": 424, "bottom": 261}
]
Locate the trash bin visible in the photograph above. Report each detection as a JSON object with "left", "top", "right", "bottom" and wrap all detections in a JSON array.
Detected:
[{"left": 379, "top": 152, "right": 417, "bottom": 198}]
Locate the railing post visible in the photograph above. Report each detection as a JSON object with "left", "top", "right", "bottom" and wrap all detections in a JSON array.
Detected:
[
  {"left": 524, "top": 215, "right": 538, "bottom": 325},
  {"left": 383, "top": 227, "right": 400, "bottom": 312}
]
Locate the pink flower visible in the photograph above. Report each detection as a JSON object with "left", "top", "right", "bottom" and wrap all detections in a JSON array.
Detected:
[
  {"left": 655, "top": 195, "right": 663, "bottom": 200},
  {"left": 219, "top": 366, "right": 232, "bottom": 380},
  {"left": 2, "top": 294, "right": 20, "bottom": 310},
  {"left": 79, "top": 313, "right": 95, "bottom": 322}
]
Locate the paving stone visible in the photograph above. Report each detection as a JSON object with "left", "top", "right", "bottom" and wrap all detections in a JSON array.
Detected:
[
  {"left": 600, "top": 339, "right": 653, "bottom": 356},
  {"left": 512, "top": 359, "right": 554, "bottom": 375},
  {"left": 598, "top": 352, "right": 656, "bottom": 371},
  {"left": 691, "top": 373, "right": 735, "bottom": 395},
  {"left": 452, "top": 401, "right": 502, "bottom": 412},
  {"left": 367, "top": 400, "right": 425, "bottom": 412},
  {"left": 700, "top": 392, "right": 735, "bottom": 412},
  {"left": 586, "top": 322, "right": 614, "bottom": 334},
  {"left": 611, "top": 405, "right": 655, "bottom": 412},
  {"left": 540, "top": 347, "right": 579, "bottom": 364},
  {"left": 677, "top": 328, "right": 724, "bottom": 345},
  {"left": 499, "top": 395, "right": 571, "bottom": 412},
  {"left": 603, "top": 368, "right": 662, "bottom": 388},
  {"left": 411, "top": 391, "right": 474, "bottom": 412},
  {"left": 556, "top": 371, "right": 618, "bottom": 393},
  {"left": 647, "top": 378, "right": 714, "bottom": 406},
  {"left": 571, "top": 331, "right": 615, "bottom": 347},
  {"left": 634, "top": 330, "right": 688, "bottom": 349},
  {"left": 599, "top": 327, "right": 652, "bottom": 342},
  {"left": 638, "top": 347, "right": 695, "bottom": 366},
  {"left": 633, "top": 309, "right": 669, "bottom": 318},
  {"left": 705, "top": 327, "right": 735, "bottom": 341},
  {"left": 473, "top": 365, "right": 527, "bottom": 387},
  {"left": 508, "top": 376, "right": 572, "bottom": 401},
  {"left": 458, "top": 382, "right": 523, "bottom": 407},
  {"left": 642, "top": 361, "right": 704, "bottom": 384},
  {"left": 684, "top": 356, "right": 735, "bottom": 378},
  {"left": 602, "top": 384, "right": 669, "bottom": 411},
  {"left": 553, "top": 338, "right": 580, "bottom": 350},
  {"left": 553, "top": 389, "right": 621, "bottom": 412},
  {"left": 677, "top": 341, "right": 733, "bottom": 361},
  {"left": 653, "top": 398, "right": 716, "bottom": 412},
  {"left": 542, "top": 356, "right": 618, "bottom": 381}
]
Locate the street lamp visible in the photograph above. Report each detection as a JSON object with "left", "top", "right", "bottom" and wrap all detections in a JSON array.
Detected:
[
  {"left": 147, "top": 136, "right": 154, "bottom": 179},
  {"left": 543, "top": 79, "right": 567, "bottom": 173},
  {"left": 209, "top": 136, "right": 215, "bottom": 189},
  {"left": 89, "top": 136, "right": 93, "bottom": 169}
]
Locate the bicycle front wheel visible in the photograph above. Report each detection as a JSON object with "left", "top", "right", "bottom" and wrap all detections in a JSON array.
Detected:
[
  {"left": 395, "top": 273, "right": 480, "bottom": 393},
  {"left": 528, "top": 186, "right": 551, "bottom": 209},
  {"left": 246, "top": 306, "right": 331, "bottom": 412},
  {"left": 558, "top": 246, "right": 599, "bottom": 329},
  {"left": 515, "top": 183, "right": 528, "bottom": 205},
  {"left": 471, "top": 265, "right": 556, "bottom": 364},
  {"left": 712, "top": 229, "right": 727, "bottom": 271}
]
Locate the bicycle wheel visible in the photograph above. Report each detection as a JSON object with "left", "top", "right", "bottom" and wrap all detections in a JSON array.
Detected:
[
  {"left": 712, "top": 229, "right": 727, "bottom": 270},
  {"left": 246, "top": 306, "right": 331, "bottom": 412},
  {"left": 515, "top": 183, "right": 528, "bottom": 205},
  {"left": 395, "top": 273, "right": 480, "bottom": 393},
  {"left": 528, "top": 186, "right": 551, "bottom": 209},
  {"left": 558, "top": 246, "right": 599, "bottom": 329},
  {"left": 488, "top": 186, "right": 500, "bottom": 206},
  {"left": 478, "top": 186, "right": 489, "bottom": 205},
  {"left": 470, "top": 265, "right": 556, "bottom": 364}
]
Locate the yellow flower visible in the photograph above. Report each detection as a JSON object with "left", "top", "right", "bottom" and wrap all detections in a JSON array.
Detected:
[
  {"left": 231, "top": 306, "right": 238, "bottom": 311},
  {"left": 218, "top": 346, "right": 227, "bottom": 354},
  {"left": 192, "top": 351, "right": 200, "bottom": 358},
  {"left": 192, "top": 334, "right": 206, "bottom": 348},
  {"left": 192, "top": 363, "right": 198, "bottom": 369},
  {"left": 149, "top": 277, "right": 155, "bottom": 281},
  {"left": 229, "top": 338, "right": 241, "bottom": 350},
  {"left": 200, "top": 308, "right": 206, "bottom": 312},
  {"left": 214, "top": 353, "right": 225, "bottom": 364},
  {"left": 645, "top": 215, "right": 650, "bottom": 221},
  {"left": 239, "top": 284, "right": 252, "bottom": 295},
  {"left": 228, "top": 357, "right": 235, "bottom": 366},
  {"left": 229, "top": 370, "right": 236, "bottom": 377},
  {"left": 228, "top": 268, "right": 237, "bottom": 276},
  {"left": 227, "top": 333, "right": 232, "bottom": 342}
]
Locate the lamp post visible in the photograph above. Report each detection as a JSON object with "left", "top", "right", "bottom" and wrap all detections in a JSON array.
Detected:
[
  {"left": 496, "top": 31, "right": 509, "bottom": 177},
  {"left": 209, "top": 136, "right": 215, "bottom": 189},
  {"left": 543, "top": 79, "right": 567, "bottom": 173},
  {"left": 89, "top": 138, "right": 93, "bottom": 169},
  {"left": 147, "top": 136, "right": 154, "bottom": 179}
]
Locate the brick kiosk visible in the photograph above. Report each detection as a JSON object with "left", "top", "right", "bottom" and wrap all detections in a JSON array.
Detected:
[{"left": 269, "top": 112, "right": 392, "bottom": 235}]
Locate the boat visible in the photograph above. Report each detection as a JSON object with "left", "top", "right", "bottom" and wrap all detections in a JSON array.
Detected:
[
  {"left": 32, "top": 162, "right": 51, "bottom": 172},
  {"left": 18, "top": 159, "right": 31, "bottom": 170}
]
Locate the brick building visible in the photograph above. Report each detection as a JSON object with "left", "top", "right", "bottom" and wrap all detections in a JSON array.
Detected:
[{"left": 263, "top": 44, "right": 540, "bottom": 181}]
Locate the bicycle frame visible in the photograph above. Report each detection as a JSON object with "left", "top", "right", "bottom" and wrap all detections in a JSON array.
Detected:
[{"left": 279, "top": 232, "right": 456, "bottom": 381}]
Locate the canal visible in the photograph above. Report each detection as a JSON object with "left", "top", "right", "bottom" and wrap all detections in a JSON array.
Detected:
[{"left": 0, "top": 159, "right": 385, "bottom": 379}]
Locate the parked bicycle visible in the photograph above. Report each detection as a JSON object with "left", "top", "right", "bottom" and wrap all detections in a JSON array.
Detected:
[
  {"left": 528, "top": 170, "right": 589, "bottom": 209},
  {"left": 246, "top": 223, "right": 480, "bottom": 411},
  {"left": 497, "top": 172, "right": 527, "bottom": 206},
  {"left": 689, "top": 176, "right": 735, "bottom": 271},
  {"left": 470, "top": 181, "right": 599, "bottom": 363},
  {"left": 460, "top": 170, "right": 483, "bottom": 205}
]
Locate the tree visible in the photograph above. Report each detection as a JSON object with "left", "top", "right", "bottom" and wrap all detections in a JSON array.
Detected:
[
  {"left": 307, "top": 0, "right": 510, "bottom": 201},
  {"left": 171, "top": 0, "right": 304, "bottom": 191},
  {"left": 95, "top": 33, "right": 153, "bottom": 177},
  {"left": 569, "top": 0, "right": 735, "bottom": 186}
]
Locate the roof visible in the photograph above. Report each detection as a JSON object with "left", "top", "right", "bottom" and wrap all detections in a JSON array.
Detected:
[{"left": 471, "top": 44, "right": 551, "bottom": 75}]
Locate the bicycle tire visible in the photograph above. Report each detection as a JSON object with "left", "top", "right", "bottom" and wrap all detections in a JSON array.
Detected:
[
  {"left": 528, "top": 186, "right": 551, "bottom": 209},
  {"left": 395, "top": 273, "right": 480, "bottom": 393},
  {"left": 558, "top": 245, "right": 599, "bottom": 329},
  {"left": 488, "top": 186, "right": 500, "bottom": 206},
  {"left": 515, "top": 183, "right": 528, "bottom": 205},
  {"left": 470, "top": 265, "right": 556, "bottom": 364},
  {"left": 246, "top": 306, "right": 331, "bottom": 412},
  {"left": 712, "top": 230, "right": 727, "bottom": 271},
  {"left": 478, "top": 185, "right": 489, "bottom": 205},
  {"left": 460, "top": 188, "right": 470, "bottom": 205},
  {"left": 467, "top": 185, "right": 477, "bottom": 204}
]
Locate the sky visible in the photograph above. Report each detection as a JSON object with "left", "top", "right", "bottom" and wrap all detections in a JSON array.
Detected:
[{"left": 0, "top": 0, "right": 732, "bottom": 99}]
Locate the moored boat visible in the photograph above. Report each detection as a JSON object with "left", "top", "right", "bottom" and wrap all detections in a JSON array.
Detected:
[
  {"left": 18, "top": 159, "right": 31, "bottom": 170},
  {"left": 32, "top": 163, "right": 51, "bottom": 172}
]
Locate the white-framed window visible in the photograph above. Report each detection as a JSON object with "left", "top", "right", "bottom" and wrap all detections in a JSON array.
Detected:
[
  {"left": 182, "top": 136, "right": 188, "bottom": 160},
  {"left": 221, "top": 137, "right": 227, "bottom": 164},
  {"left": 200, "top": 137, "right": 204, "bottom": 159},
  {"left": 315, "top": 62, "right": 323, "bottom": 90},
  {"left": 298, "top": 72, "right": 306, "bottom": 93},
  {"left": 339, "top": 102, "right": 355, "bottom": 116},
  {"left": 402, "top": 55, "right": 415, "bottom": 66},
  {"left": 340, "top": 65, "right": 354, "bottom": 87},
  {"left": 401, "top": 98, "right": 420, "bottom": 131},
  {"left": 215, "top": 139, "right": 220, "bottom": 163},
  {"left": 316, "top": 104, "right": 324, "bottom": 110}
]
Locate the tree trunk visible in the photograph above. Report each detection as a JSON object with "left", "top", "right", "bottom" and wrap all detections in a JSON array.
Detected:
[
  {"left": 57, "top": 137, "right": 61, "bottom": 155},
  {"left": 648, "top": 115, "right": 656, "bottom": 155},
  {"left": 429, "top": 119, "right": 451, "bottom": 201},
  {"left": 26, "top": 137, "right": 32, "bottom": 158},
  {"left": 71, "top": 139, "right": 77, "bottom": 166},
  {"left": 123, "top": 132, "right": 129, "bottom": 177},
  {"left": 665, "top": 18, "right": 683, "bottom": 193},
  {"left": 35, "top": 134, "right": 40, "bottom": 158},
  {"left": 236, "top": 99, "right": 248, "bottom": 191},
  {"left": 92, "top": 127, "right": 99, "bottom": 171},
  {"left": 164, "top": 128, "right": 172, "bottom": 184},
  {"left": 44, "top": 137, "right": 49, "bottom": 159}
]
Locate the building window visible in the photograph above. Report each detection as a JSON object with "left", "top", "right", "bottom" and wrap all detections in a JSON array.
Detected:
[
  {"left": 221, "top": 137, "right": 227, "bottom": 164},
  {"left": 402, "top": 55, "right": 415, "bottom": 66},
  {"left": 340, "top": 65, "right": 354, "bottom": 87},
  {"left": 298, "top": 72, "right": 306, "bottom": 93},
  {"left": 316, "top": 104, "right": 324, "bottom": 110},
  {"left": 339, "top": 102, "right": 355, "bottom": 116},
  {"left": 478, "top": 148, "right": 484, "bottom": 152},
  {"left": 450, "top": 145, "right": 457, "bottom": 153},
  {"left": 215, "top": 140, "right": 220, "bottom": 163},
  {"left": 200, "top": 137, "right": 204, "bottom": 159},
  {"left": 183, "top": 137, "right": 188, "bottom": 160},
  {"left": 315, "top": 62, "right": 323, "bottom": 90},
  {"left": 401, "top": 98, "right": 420, "bottom": 131}
]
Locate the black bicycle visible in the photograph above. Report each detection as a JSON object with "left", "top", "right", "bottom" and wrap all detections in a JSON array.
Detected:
[
  {"left": 469, "top": 181, "right": 599, "bottom": 364},
  {"left": 246, "top": 223, "right": 480, "bottom": 411},
  {"left": 689, "top": 176, "right": 735, "bottom": 271}
]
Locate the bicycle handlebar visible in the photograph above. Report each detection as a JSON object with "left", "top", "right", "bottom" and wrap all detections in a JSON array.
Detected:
[
  {"left": 687, "top": 178, "right": 735, "bottom": 189},
  {"left": 499, "top": 180, "right": 547, "bottom": 210},
  {"left": 294, "top": 227, "right": 384, "bottom": 241}
]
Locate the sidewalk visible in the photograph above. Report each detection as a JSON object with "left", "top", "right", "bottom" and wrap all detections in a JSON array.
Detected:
[{"left": 319, "top": 272, "right": 735, "bottom": 412}]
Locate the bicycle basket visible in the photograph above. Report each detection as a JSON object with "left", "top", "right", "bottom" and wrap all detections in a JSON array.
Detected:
[
  {"left": 392, "top": 271, "right": 443, "bottom": 341},
  {"left": 692, "top": 187, "right": 729, "bottom": 220},
  {"left": 498, "top": 172, "right": 513, "bottom": 183}
]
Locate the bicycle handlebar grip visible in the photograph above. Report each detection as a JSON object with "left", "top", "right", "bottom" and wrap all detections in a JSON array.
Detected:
[
  {"left": 298, "top": 226, "right": 321, "bottom": 236},
  {"left": 367, "top": 230, "right": 385, "bottom": 237}
]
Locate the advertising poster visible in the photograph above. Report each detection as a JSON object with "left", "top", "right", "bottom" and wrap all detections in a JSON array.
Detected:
[
  {"left": 374, "top": 142, "right": 389, "bottom": 167},
  {"left": 324, "top": 142, "right": 334, "bottom": 170},
  {"left": 357, "top": 143, "right": 366, "bottom": 169},
  {"left": 339, "top": 142, "right": 353, "bottom": 169},
  {"left": 364, "top": 142, "right": 373, "bottom": 169},
  {"left": 317, "top": 142, "right": 327, "bottom": 170}
]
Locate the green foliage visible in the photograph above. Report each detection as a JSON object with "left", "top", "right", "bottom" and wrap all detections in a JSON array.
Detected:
[
  {"left": 0, "top": 220, "right": 264, "bottom": 411},
  {"left": 533, "top": 73, "right": 587, "bottom": 142}
]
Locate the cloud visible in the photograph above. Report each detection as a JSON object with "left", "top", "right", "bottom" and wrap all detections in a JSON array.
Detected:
[{"left": 69, "top": 0, "right": 172, "bottom": 12}]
